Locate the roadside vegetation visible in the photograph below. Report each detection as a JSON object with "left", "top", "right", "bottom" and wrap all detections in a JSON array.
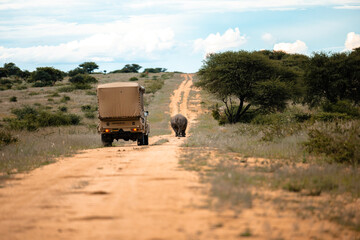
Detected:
[
  {"left": 0, "top": 61, "right": 180, "bottom": 181},
  {"left": 182, "top": 49, "right": 360, "bottom": 232}
]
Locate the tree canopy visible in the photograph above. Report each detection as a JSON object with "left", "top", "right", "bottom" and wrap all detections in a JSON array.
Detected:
[
  {"left": 79, "top": 62, "right": 99, "bottom": 74},
  {"left": 304, "top": 48, "right": 360, "bottom": 106},
  {"left": 197, "top": 51, "right": 297, "bottom": 123},
  {"left": 29, "top": 67, "right": 64, "bottom": 87}
]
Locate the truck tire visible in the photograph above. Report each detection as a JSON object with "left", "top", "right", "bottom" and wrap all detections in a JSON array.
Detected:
[
  {"left": 101, "top": 134, "right": 113, "bottom": 147},
  {"left": 137, "top": 135, "right": 143, "bottom": 146},
  {"left": 144, "top": 134, "right": 149, "bottom": 145}
]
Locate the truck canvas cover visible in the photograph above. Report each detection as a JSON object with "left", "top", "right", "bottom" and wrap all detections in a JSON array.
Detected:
[{"left": 97, "top": 82, "right": 144, "bottom": 119}]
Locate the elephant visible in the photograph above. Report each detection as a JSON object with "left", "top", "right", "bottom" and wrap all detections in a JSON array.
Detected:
[{"left": 170, "top": 114, "right": 188, "bottom": 137}]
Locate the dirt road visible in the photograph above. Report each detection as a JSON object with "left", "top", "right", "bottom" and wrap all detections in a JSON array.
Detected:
[
  {"left": 0, "top": 74, "right": 358, "bottom": 240},
  {"left": 0, "top": 74, "right": 213, "bottom": 240}
]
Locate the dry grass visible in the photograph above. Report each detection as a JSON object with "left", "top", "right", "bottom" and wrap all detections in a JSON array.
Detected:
[{"left": 180, "top": 88, "right": 360, "bottom": 231}]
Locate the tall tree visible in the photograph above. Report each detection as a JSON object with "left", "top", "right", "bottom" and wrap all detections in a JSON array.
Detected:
[
  {"left": 197, "top": 51, "right": 297, "bottom": 123},
  {"left": 79, "top": 62, "right": 99, "bottom": 74},
  {"left": 304, "top": 49, "right": 360, "bottom": 106}
]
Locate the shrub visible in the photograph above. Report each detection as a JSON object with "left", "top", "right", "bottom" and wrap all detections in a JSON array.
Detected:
[
  {"left": 69, "top": 74, "right": 97, "bottom": 84},
  {"left": 86, "top": 90, "right": 96, "bottom": 96},
  {"left": 304, "top": 121, "right": 360, "bottom": 165},
  {"left": 322, "top": 100, "right": 360, "bottom": 118},
  {"left": 0, "top": 129, "right": 18, "bottom": 146},
  {"left": 84, "top": 112, "right": 95, "bottom": 119},
  {"left": 145, "top": 79, "right": 165, "bottom": 94},
  {"left": 58, "top": 106, "right": 68, "bottom": 112},
  {"left": 9, "top": 96, "right": 17, "bottom": 102},
  {"left": 30, "top": 67, "right": 64, "bottom": 87},
  {"left": 60, "top": 95, "right": 70, "bottom": 103},
  {"left": 129, "top": 77, "right": 138, "bottom": 81},
  {"left": 5, "top": 105, "right": 81, "bottom": 131},
  {"left": 312, "top": 112, "right": 350, "bottom": 122},
  {"left": 57, "top": 85, "right": 75, "bottom": 92},
  {"left": 140, "top": 72, "right": 148, "bottom": 78}
]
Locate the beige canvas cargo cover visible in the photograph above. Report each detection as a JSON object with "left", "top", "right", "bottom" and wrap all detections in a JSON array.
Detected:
[{"left": 97, "top": 82, "right": 145, "bottom": 119}]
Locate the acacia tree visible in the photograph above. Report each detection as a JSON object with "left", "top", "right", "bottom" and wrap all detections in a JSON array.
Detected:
[
  {"left": 79, "top": 62, "right": 99, "bottom": 74},
  {"left": 196, "top": 51, "right": 297, "bottom": 123}
]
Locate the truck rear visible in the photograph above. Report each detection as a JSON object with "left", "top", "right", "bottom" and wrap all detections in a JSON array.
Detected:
[{"left": 97, "top": 82, "right": 149, "bottom": 146}]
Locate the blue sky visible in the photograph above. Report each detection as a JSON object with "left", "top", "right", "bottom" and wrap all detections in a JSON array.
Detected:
[{"left": 0, "top": 0, "right": 360, "bottom": 73}]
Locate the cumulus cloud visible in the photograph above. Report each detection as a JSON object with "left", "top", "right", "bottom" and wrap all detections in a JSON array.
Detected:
[
  {"left": 273, "top": 40, "right": 308, "bottom": 54},
  {"left": 0, "top": 27, "right": 175, "bottom": 64},
  {"left": 345, "top": 32, "right": 360, "bottom": 51},
  {"left": 262, "top": 33, "right": 275, "bottom": 43},
  {"left": 0, "top": 16, "right": 176, "bottom": 64},
  {"left": 194, "top": 28, "right": 246, "bottom": 55}
]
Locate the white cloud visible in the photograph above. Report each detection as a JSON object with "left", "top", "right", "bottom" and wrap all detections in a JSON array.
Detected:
[
  {"left": 194, "top": 28, "right": 246, "bottom": 55},
  {"left": 125, "top": 0, "right": 360, "bottom": 12},
  {"left": 0, "top": 27, "right": 175, "bottom": 64},
  {"left": 345, "top": 32, "right": 360, "bottom": 51},
  {"left": 273, "top": 40, "right": 308, "bottom": 54},
  {"left": 333, "top": 5, "right": 360, "bottom": 9},
  {"left": 262, "top": 33, "right": 275, "bottom": 43}
]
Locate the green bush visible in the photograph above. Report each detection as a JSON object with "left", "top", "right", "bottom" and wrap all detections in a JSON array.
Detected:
[
  {"left": 73, "top": 83, "right": 92, "bottom": 89},
  {"left": 86, "top": 90, "right": 96, "bottom": 95},
  {"left": 84, "top": 112, "right": 95, "bottom": 119},
  {"left": 304, "top": 121, "right": 360, "bottom": 165},
  {"left": 58, "top": 106, "right": 68, "bottom": 112},
  {"left": 145, "top": 79, "right": 165, "bottom": 94},
  {"left": 5, "top": 105, "right": 81, "bottom": 131},
  {"left": 129, "top": 77, "right": 138, "bottom": 81},
  {"left": 57, "top": 85, "right": 75, "bottom": 92},
  {"left": 60, "top": 95, "right": 71, "bottom": 103},
  {"left": 9, "top": 96, "right": 17, "bottom": 102},
  {"left": 322, "top": 100, "right": 360, "bottom": 118},
  {"left": 0, "top": 129, "right": 18, "bottom": 146},
  {"left": 312, "top": 112, "right": 350, "bottom": 122},
  {"left": 81, "top": 104, "right": 97, "bottom": 112}
]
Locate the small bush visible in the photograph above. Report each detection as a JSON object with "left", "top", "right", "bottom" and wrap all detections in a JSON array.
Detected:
[
  {"left": 69, "top": 74, "right": 97, "bottom": 85},
  {"left": 322, "top": 100, "right": 360, "bottom": 118},
  {"left": 5, "top": 105, "right": 81, "bottom": 131},
  {"left": 57, "top": 85, "right": 75, "bottom": 93},
  {"left": 60, "top": 95, "right": 71, "bottom": 103},
  {"left": 58, "top": 106, "right": 68, "bottom": 112},
  {"left": 312, "top": 112, "right": 350, "bottom": 122},
  {"left": 129, "top": 77, "right": 138, "bottom": 81},
  {"left": 81, "top": 104, "right": 97, "bottom": 112},
  {"left": 73, "top": 83, "right": 92, "bottom": 89},
  {"left": 86, "top": 90, "right": 96, "bottom": 96},
  {"left": 84, "top": 112, "right": 95, "bottom": 119},
  {"left": 145, "top": 79, "right": 165, "bottom": 94},
  {"left": 9, "top": 96, "right": 17, "bottom": 102},
  {"left": 304, "top": 121, "right": 360, "bottom": 165},
  {"left": 0, "top": 129, "right": 18, "bottom": 146},
  {"left": 28, "top": 92, "right": 40, "bottom": 96},
  {"left": 140, "top": 72, "right": 148, "bottom": 78}
]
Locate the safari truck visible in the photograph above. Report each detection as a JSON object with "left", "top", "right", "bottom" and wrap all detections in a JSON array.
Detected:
[{"left": 97, "top": 82, "right": 149, "bottom": 146}]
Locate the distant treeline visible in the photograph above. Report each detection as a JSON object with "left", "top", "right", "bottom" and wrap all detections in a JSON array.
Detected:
[{"left": 0, "top": 61, "right": 167, "bottom": 89}]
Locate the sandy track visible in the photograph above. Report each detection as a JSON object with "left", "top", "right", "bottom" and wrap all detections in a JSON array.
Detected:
[
  {"left": 0, "top": 74, "right": 358, "bottom": 240},
  {"left": 0, "top": 74, "right": 212, "bottom": 240}
]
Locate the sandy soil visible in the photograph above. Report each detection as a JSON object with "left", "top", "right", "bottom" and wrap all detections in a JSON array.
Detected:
[{"left": 0, "top": 74, "right": 358, "bottom": 240}]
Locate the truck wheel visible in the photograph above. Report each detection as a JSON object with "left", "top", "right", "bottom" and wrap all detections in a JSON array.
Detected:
[
  {"left": 137, "top": 135, "right": 143, "bottom": 146},
  {"left": 144, "top": 134, "right": 149, "bottom": 145},
  {"left": 101, "top": 134, "right": 113, "bottom": 147}
]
